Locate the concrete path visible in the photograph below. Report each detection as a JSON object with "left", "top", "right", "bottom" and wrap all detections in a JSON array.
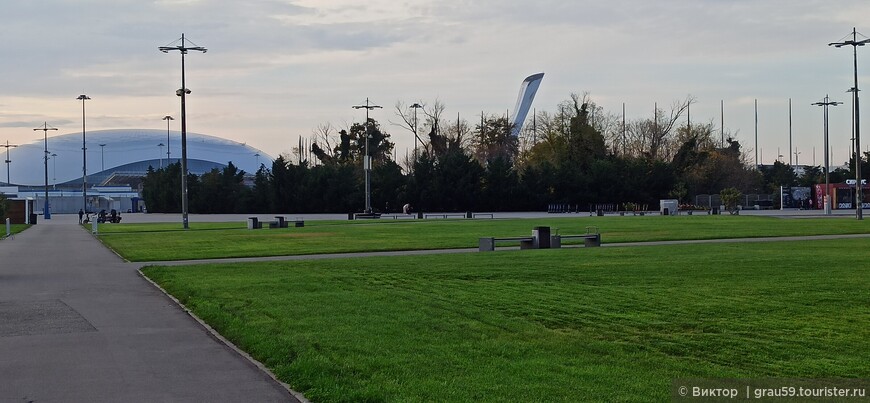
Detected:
[{"left": 0, "top": 214, "right": 299, "bottom": 402}]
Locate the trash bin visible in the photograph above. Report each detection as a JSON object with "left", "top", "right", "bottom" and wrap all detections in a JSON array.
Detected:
[
  {"left": 533, "top": 226, "right": 551, "bottom": 249},
  {"left": 348, "top": 213, "right": 354, "bottom": 221},
  {"left": 247, "top": 217, "right": 259, "bottom": 229},
  {"left": 663, "top": 208, "right": 669, "bottom": 216},
  {"left": 30, "top": 213, "right": 37, "bottom": 225},
  {"left": 711, "top": 207, "right": 719, "bottom": 215}
]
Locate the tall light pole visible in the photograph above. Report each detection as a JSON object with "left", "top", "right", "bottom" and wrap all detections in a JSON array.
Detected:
[
  {"left": 34, "top": 123, "right": 58, "bottom": 219},
  {"left": 3, "top": 140, "right": 18, "bottom": 185},
  {"left": 160, "top": 34, "right": 206, "bottom": 229},
  {"left": 51, "top": 153, "right": 57, "bottom": 189},
  {"left": 410, "top": 103, "right": 423, "bottom": 162},
  {"left": 830, "top": 27, "right": 870, "bottom": 219},
  {"left": 754, "top": 99, "right": 759, "bottom": 169},
  {"left": 352, "top": 98, "right": 382, "bottom": 214},
  {"left": 720, "top": 99, "right": 725, "bottom": 146},
  {"left": 99, "top": 143, "right": 106, "bottom": 172},
  {"left": 77, "top": 94, "right": 91, "bottom": 213},
  {"left": 813, "top": 95, "right": 842, "bottom": 214},
  {"left": 162, "top": 115, "right": 174, "bottom": 163},
  {"left": 789, "top": 98, "right": 793, "bottom": 165}
]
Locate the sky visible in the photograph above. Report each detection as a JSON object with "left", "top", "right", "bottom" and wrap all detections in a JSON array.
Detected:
[{"left": 2, "top": 0, "right": 870, "bottom": 169}]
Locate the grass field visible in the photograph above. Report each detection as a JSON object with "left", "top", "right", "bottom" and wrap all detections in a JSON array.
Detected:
[
  {"left": 101, "top": 216, "right": 870, "bottom": 261},
  {"left": 1, "top": 224, "right": 29, "bottom": 239},
  {"left": 142, "top": 239, "right": 870, "bottom": 402}
]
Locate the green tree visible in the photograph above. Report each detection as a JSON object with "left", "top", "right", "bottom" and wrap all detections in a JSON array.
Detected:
[
  {"left": 473, "top": 116, "right": 518, "bottom": 164},
  {"left": 480, "top": 156, "right": 519, "bottom": 211},
  {"left": 141, "top": 163, "right": 183, "bottom": 213},
  {"left": 0, "top": 192, "right": 8, "bottom": 220},
  {"left": 761, "top": 161, "right": 798, "bottom": 192},
  {"left": 720, "top": 187, "right": 742, "bottom": 214},
  {"left": 193, "top": 162, "right": 248, "bottom": 213}
]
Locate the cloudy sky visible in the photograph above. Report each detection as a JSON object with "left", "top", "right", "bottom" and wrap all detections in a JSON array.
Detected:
[{"left": 2, "top": 0, "right": 869, "bottom": 168}]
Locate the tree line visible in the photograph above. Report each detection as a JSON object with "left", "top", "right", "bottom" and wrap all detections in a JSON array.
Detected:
[{"left": 142, "top": 93, "right": 870, "bottom": 214}]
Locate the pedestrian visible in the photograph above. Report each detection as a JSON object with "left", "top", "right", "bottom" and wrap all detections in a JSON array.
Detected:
[
  {"left": 403, "top": 203, "right": 411, "bottom": 215},
  {"left": 78, "top": 209, "right": 84, "bottom": 224}
]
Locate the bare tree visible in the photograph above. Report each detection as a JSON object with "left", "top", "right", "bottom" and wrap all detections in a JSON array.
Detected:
[
  {"left": 310, "top": 122, "right": 336, "bottom": 165},
  {"left": 421, "top": 99, "right": 448, "bottom": 156},
  {"left": 624, "top": 96, "right": 694, "bottom": 160},
  {"left": 392, "top": 101, "right": 427, "bottom": 152}
]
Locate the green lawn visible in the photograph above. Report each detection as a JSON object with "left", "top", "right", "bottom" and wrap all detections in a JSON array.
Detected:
[
  {"left": 142, "top": 239, "right": 870, "bottom": 402},
  {"left": 2, "top": 223, "right": 29, "bottom": 238},
  {"left": 101, "top": 216, "right": 870, "bottom": 261}
]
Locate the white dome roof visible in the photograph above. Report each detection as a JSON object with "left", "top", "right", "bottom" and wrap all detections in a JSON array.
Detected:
[{"left": 5, "top": 129, "right": 271, "bottom": 186}]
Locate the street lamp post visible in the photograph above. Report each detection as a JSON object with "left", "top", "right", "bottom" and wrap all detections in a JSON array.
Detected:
[
  {"left": 99, "top": 143, "right": 106, "bottom": 172},
  {"left": 163, "top": 115, "right": 174, "bottom": 163},
  {"left": 51, "top": 153, "right": 57, "bottom": 189},
  {"left": 829, "top": 27, "right": 870, "bottom": 219},
  {"left": 3, "top": 141, "right": 18, "bottom": 185},
  {"left": 410, "top": 103, "right": 423, "bottom": 162},
  {"left": 160, "top": 34, "right": 206, "bottom": 229},
  {"left": 34, "top": 122, "right": 58, "bottom": 219},
  {"left": 812, "top": 95, "right": 842, "bottom": 215},
  {"left": 352, "top": 98, "right": 382, "bottom": 214},
  {"left": 77, "top": 94, "right": 91, "bottom": 213}
]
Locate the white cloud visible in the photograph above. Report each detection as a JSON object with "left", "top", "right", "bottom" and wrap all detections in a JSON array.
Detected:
[{"left": 1, "top": 0, "right": 870, "bottom": 163}]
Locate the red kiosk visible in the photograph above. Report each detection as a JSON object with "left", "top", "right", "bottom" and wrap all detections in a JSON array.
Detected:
[{"left": 814, "top": 180, "right": 870, "bottom": 210}]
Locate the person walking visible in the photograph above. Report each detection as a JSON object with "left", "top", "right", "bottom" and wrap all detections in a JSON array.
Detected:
[{"left": 78, "top": 209, "right": 84, "bottom": 224}]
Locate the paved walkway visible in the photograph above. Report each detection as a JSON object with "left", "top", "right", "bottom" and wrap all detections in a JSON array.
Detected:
[{"left": 0, "top": 214, "right": 299, "bottom": 402}]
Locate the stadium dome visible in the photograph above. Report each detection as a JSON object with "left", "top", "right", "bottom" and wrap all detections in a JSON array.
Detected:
[{"left": 4, "top": 129, "right": 271, "bottom": 187}]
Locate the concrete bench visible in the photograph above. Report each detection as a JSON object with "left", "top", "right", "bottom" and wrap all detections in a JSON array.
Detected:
[
  {"left": 472, "top": 213, "right": 494, "bottom": 218},
  {"left": 381, "top": 214, "right": 416, "bottom": 219},
  {"left": 247, "top": 217, "right": 263, "bottom": 229},
  {"left": 552, "top": 234, "right": 601, "bottom": 248},
  {"left": 269, "top": 216, "right": 288, "bottom": 229},
  {"left": 424, "top": 213, "right": 466, "bottom": 219},
  {"left": 551, "top": 226, "right": 601, "bottom": 247},
  {"left": 479, "top": 236, "right": 535, "bottom": 252}
]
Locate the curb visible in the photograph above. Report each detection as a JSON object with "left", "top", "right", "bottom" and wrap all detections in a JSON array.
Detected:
[{"left": 136, "top": 268, "right": 310, "bottom": 403}]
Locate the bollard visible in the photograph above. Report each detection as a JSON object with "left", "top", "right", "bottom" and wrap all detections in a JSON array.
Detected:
[
  {"left": 5, "top": 218, "right": 10, "bottom": 238},
  {"left": 92, "top": 219, "right": 98, "bottom": 234}
]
